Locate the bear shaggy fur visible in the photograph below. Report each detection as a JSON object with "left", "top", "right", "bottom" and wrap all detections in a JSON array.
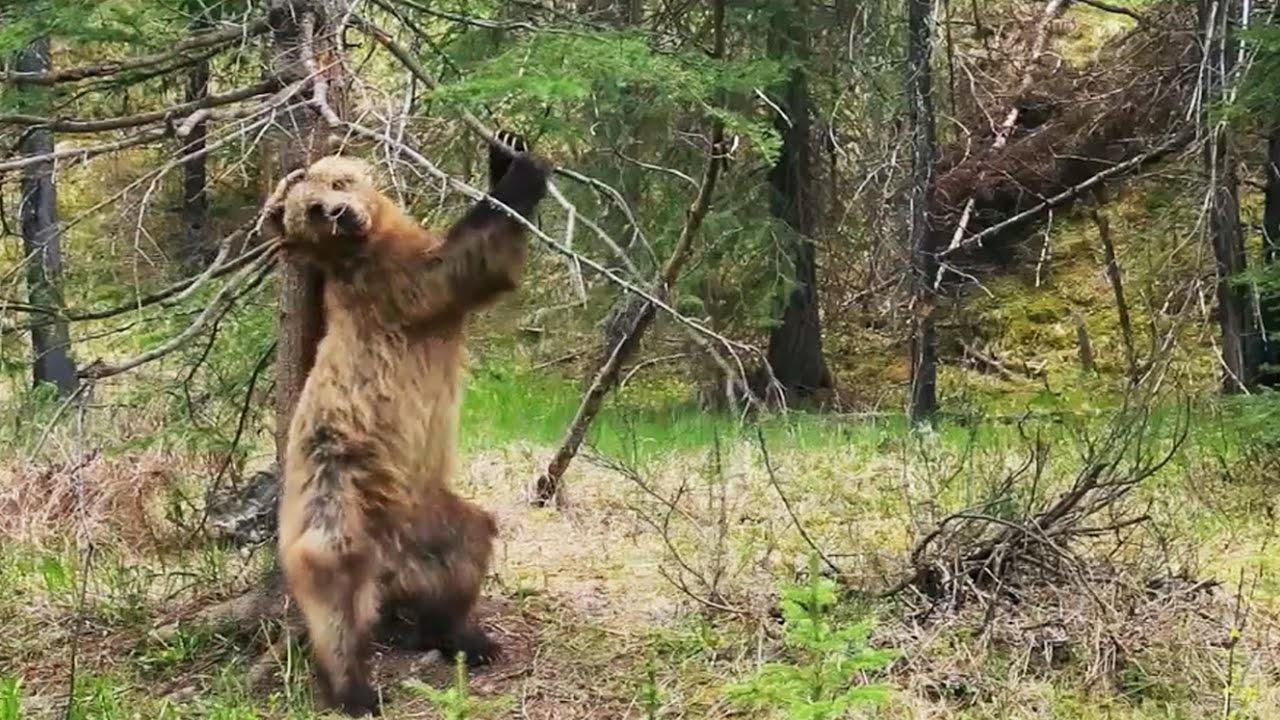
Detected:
[{"left": 264, "top": 133, "right": 550, "bottom": 717}]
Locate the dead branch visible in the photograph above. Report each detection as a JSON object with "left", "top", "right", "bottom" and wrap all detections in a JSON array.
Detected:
[
  {"left": 1092, "top": 209, "right": 1138, "bottom": 381},
  {"left": 77, "top": 248, "right": 277, "bottom": 380},
  {"left": 0, "top": 20, "right": 269, "bottom": 86},
  {"left": 938, "top": 130, "right": 1194, "bottom": 259},
  {"left": 939, "top": 0, "right": 1069, "bottom": 274},
  {"left": 0, "top": 80, "right": 279, "bottom": 133}
]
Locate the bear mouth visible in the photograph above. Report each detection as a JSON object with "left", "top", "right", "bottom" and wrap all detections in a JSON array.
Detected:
[{"left": 304, "top": 201, "right": 368, "bottom": 238}]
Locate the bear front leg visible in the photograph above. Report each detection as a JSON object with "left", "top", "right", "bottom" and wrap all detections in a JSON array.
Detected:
[{"left": 386, "top": 150, "right": 552, "bottom": 325}]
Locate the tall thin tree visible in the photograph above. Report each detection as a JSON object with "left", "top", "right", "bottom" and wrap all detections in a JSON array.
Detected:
[
  {"left": 1202, "top": 0, "right": 1259, "bottom": 392},
  {"left": 765, "top": 0, "right": 832, "bottom": 401},
  {"left": 16, "top": 36, "right": 78, "bottom": 397},
  {"left": 906, "top": 0, "right": 937, "bottom": 421},
  {"left": 1260, "top": 120, "right": 1280, "bottom": 387},
  {"left": 178, "top": 1, "right": 213, "bottom": 272}
]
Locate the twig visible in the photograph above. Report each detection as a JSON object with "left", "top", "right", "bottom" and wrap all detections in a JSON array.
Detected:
[
  {"left": 755, "top": 425, "right": 844, "bottom": 580},
  {"left": 1075, "top": 0, "right": 1145, "bottom": 22},
  {"left": 1092, "top": 209, "right": 1139, "bottom": 382},
  {"left": 619, "top": 353, "right": 688, "bottom": 389},
  {"left": 0, "top": 128, "right": 170, "bottom": 174}
]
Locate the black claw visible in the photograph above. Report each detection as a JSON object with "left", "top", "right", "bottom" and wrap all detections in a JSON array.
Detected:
[
  {"left": 451, "top": 624, "right": 501, "bottom": 667},
  {"left": 488, "top": 129, "right": 529, "bottom": 190}
]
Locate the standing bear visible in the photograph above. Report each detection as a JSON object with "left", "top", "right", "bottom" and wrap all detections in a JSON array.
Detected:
[{"left": 264, "top": 132, "right": 551, "bottom": 717}]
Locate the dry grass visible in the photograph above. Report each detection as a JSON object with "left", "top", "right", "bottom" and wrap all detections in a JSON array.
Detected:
[{"left": 3, "top": 413, "right": 1280, "bottom": 719}]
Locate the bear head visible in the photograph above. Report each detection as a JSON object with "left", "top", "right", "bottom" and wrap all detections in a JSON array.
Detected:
[{"left": 265, "top": 155, "right": 389, "bottom": 264}]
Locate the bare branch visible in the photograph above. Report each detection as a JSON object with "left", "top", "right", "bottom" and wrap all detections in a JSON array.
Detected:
[
  {"left": 939, "top": 131, "right": 1195, "bottom": 259},
  {"left": 77, "top": 249, "right": 277, "bottom": 380},
  {"left": 0, "top": 81, "right": 280, "bottom": 133},
  {"left": 0, "top": 20, "right": 270, "bottom": 85},
  {"left": 1075, "top": 0, "right": 1145, "bottom": 22},
  {"left": 0, "top": 128, "right": 169, "bottom": 174}
]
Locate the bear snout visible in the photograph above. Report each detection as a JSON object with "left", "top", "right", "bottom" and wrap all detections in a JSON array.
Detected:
[{"left": 304, "top": 199, "right": 366, "bottom": 237}]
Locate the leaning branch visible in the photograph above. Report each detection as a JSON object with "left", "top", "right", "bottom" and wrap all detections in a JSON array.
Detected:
[{"left": 530, "top": 0, "right": 731, "bottom": 507}]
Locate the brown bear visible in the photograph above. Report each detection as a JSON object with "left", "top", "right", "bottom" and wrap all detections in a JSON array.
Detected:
[{"left": 264, "top": 132, "right": 551, "bottom": 717}]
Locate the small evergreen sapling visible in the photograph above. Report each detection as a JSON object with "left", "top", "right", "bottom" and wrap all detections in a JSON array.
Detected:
[{"left": 723, "top": 559, "right": 898, "bottom": 719}]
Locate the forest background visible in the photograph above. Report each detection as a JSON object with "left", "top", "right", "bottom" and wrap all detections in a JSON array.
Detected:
[{"left": 2, "top": 0, "right": 1280, "bottom": 717}]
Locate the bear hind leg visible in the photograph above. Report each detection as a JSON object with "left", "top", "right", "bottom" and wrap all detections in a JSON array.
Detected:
[{"left": 283, "top": 532, "right": 382, "bottom": 717}]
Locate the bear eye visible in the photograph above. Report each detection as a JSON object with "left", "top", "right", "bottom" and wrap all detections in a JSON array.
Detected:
[{"left": 332, "top": 179, "right": 349, "bottom": 191}]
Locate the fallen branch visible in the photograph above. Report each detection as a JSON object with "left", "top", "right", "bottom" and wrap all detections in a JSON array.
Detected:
[
  {"left": 938, "top": 130, "right": 1194, "bottom": 259},
  {"left": 938, "top": 0, "right": 1069, "bottom": 282}
]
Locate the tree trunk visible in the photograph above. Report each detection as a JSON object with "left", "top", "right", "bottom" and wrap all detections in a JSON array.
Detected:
[
  {"left": 16, "top": 36, "right": 78, "bottom": 397},
  {"left": 906, "top": 0, "right": 937, "bottom": 422},
  {"left": 765, "top": 0, "right": 831, "bottom": 401},
  {"left": 1260, "top": 121, "right": 1280, "bottom": 387},
  {"left": 1202, "top": 0, "right": 1258, "bottom": 393},
  {"left": 178, "top": 13, "right": 212, "bottom": 273},
  {"left": 267, "top": 0, "right": 348, "bottom": 471}
]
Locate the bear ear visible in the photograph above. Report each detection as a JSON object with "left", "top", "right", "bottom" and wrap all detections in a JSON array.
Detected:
[{"left": 263, "top": 201, "right": 286, "bottom": 238}]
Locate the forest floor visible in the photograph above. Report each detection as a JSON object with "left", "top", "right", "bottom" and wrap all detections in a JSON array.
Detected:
[{"left": 3, "top": 352, "right": 1280, "bottom": 720}]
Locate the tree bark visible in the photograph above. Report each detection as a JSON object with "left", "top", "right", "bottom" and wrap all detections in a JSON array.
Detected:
[
  {"left": 906, "top": 0, "right": 937, "bottom": 422},
  {"left": 267, "top": 0, "right": 347, "bottom": 471},
  {"left": 16, "top": 36, "right": 78, "bottom": 397},
  {"left": 765, "top": 0, "right": 831, "bottom": 401},
  {"left": 1260, "top": 121, "right": 1280, "bottom": 387},
  {"left": 1202, "top": 0, "right": 1259, "bottom": 393},
  {"left": 178, "top": 11, "right": 213, "bottom": 273}
]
